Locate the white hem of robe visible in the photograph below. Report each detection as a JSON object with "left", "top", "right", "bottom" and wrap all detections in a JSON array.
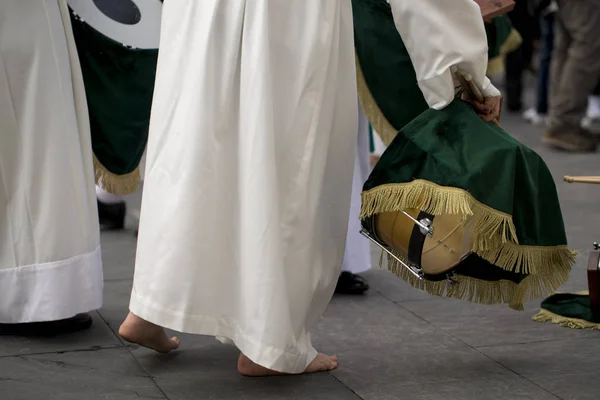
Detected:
[
  {"left": 129, "top": 292, "right": 318, "bottom": 373},
  {"left": 0, "top": 246, "right": 103, "bottom": 323}
]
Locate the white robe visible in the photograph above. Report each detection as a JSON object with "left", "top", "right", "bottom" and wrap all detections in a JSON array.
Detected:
[
  {"left": 0, "top": 0, "right": 102, "bottom": 323},
  {"left": 341, "top": 105, "right": 372, "bottom": 275},
  {"left": 130, "top": 0, "right": 497, "bottom": 373}
]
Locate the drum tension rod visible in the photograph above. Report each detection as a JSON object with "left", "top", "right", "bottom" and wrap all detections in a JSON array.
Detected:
[
  {"left": 359, "top": 229, "right": 425, "bottom": 281},
  {"left": 400, "top": 211, "right": 434, "bottom": 237}
]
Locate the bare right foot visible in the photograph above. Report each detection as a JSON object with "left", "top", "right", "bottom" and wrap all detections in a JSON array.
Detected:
[
  {"left": 119, "top": 312, "right": 180, "bottom": 354},
  {"left": 237, "top": 352, "right": 338, "bottom": 377}
]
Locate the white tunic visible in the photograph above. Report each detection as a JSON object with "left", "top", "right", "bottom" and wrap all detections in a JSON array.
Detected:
[
  {"left": 342, "top": 105, "right": 372, "bottom": 275},
  {"left": 130, "top": 0, "right": 497, "bottom": 373},
  {"left": 0, "top": 0, "right": 102, "bottom": 323}
]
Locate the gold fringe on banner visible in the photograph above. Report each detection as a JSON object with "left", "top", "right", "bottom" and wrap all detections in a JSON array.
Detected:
[
  {"left": 383, "top": 248, "right": 571, "bottom": 311},
  {"left": 487, "top": 29, "right": 523, "bottom": 76},
  {"left": 93, "top": 154, "right": 141, "bottom": 195}
]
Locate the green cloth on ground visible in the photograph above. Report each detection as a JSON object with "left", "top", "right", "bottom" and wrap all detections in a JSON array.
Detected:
[{"left": 533, "top": 293, "right": 600, "bottom": 329}]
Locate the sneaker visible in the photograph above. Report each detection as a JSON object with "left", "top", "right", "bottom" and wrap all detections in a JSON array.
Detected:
[
  {"left": 582, "top": 116, "right": 600, "bottom": 133},
  {"left": 523, "top": 108, "right": 548, "bottom": 125},
  {"left": 543, "top": 128, "right": 597, "bottom": 152}
]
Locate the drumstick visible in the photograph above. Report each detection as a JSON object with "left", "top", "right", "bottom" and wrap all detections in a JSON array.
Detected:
[
  {"left": 564, "top": 176, "right": 600, "bottom": 184},
  {"left": 452, "top": 68, "right": 499, "bottom": 125}
]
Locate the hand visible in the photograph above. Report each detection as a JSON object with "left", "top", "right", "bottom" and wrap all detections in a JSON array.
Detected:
[{"left": 462, "top": 94, "right": 503, "bottom": 126}]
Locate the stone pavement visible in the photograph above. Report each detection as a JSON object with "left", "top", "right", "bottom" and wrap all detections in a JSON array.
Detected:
[{"left": 3, "top": 99, "right": 600, "bottom": 400}]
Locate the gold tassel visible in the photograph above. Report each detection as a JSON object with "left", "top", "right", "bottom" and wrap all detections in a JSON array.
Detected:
[
  {"left": 93, "top": 154, "right": 141, "bottom": 195},
  {"left": 532, "top": 308, "right": 600, "bottom": 330}
]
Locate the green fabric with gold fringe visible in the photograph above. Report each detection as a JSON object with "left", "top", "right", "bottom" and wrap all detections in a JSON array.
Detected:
[
  {"left": 352, "top": 0, "right": 575, "bottom": 310},
  {"left": 70, "top": 10, "right": 158, "bottom": 194},
  {"left": 485, "top": 16, "right": 522, "bottom": 75},
  {"left": 533, "top": 293, "right": 600, "bottom": 329}
]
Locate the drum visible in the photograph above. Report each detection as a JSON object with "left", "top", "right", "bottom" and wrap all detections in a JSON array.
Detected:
[
  {"left": 362, "top": 200, "right": 473, "bottom": 282},
  {"left": 68, "top": 0, "right": 163, "bottom": 194}
]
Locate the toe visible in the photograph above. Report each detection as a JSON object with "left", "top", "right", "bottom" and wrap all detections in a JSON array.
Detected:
[{"left": 170, "top": 336, "right": 181, "bottom": 350}]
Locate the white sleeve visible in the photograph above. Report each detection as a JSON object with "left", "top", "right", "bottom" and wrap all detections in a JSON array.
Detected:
[{"left": 387, "top": 0, "right": 501, "bottom": 109}]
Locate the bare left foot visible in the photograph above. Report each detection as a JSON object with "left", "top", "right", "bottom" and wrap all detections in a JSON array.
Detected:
[
  {"left": 119, "top": 312, "right": 180, "bottom": 354},
  {"left": 237, "top": 352, "right": 338, "bottom": 377}
]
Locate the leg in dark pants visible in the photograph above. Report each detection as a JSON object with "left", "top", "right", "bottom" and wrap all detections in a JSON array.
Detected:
[
  {"left": 505, "top": 0, "right": 535, "bottom": 112},
  {"left": 546, "top": 0, "right": 600, "bottom": 152},
  {"left": 536, "top": 12, "right": 555, "bottom": 115}
]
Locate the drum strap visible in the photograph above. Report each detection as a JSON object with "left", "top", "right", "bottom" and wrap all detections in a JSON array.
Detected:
[{"left": 407, "top": 211, "right": 434, "bottom": 267}]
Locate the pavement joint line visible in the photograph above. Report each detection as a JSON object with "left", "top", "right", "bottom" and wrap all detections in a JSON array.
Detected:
[
  {"left": 329, "top": 372, "right": 366, "bottom": 400},
  {"left": 373, "top": 288, "right": 567, "bottom": 400},
  {"left": 0, "top": 344, "right": 125, "bottom": 359},
  {"left": 473, "top": 335, "right": 600, "bottom": 350},
  {"left": 470, "top": 348, "right": 566, "bottom": 400},
  {"left": 96, "top": 310, "right": 171, "bottom": 400}
]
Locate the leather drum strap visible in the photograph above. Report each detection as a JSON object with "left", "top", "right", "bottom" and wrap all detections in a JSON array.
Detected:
[{"left": 407, "top": 211, "right": 434, "bottom": 267}]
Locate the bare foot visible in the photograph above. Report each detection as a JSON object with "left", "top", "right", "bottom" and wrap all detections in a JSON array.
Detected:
[
  {"left": 237, "top": 352, "right": 338, "bottom": 377},
  {"left": 118, "top": 312, "right": 180, "bottom": 354}
]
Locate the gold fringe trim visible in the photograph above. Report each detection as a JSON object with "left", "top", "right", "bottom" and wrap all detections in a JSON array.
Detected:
[
  {"left": 382, "top": 248, "right": 571, "bottom": 311},
  {"left": 486, "top": 29, "right": 522, "bottom": 76},
  {"left": 361, "top": 180, "right": 577, "bottom": 275},
  {"left": 487, "top": 57, "right": 505, "bottom": 76},
  {"left": 93, "top": 154, "right": 141, "bottom": 195},
  {"left": 500, "top": 29, "right": 523, "bottom": 56},
  {"left": 355, "top": 55, "right": 398, "bottom": 147},
  {"left": 532, "top": 308, "right": 600, "bottom": 330},
  {"left": 360, "top": 180, "right": 518, "bottom": 244}
]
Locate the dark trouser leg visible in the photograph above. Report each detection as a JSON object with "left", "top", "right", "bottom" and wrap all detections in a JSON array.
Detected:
[
  {"left": 536, "top": 13, "right": 555, "bottom": 114},
  {"left": 546, "top": 0, "right": 600, "bottom": 151},
  {"left": 551, "top": 0, "right": 600, "bottom": 129},
  {"left": 505, "top": 0, "right": 535, "bottom": 111}
]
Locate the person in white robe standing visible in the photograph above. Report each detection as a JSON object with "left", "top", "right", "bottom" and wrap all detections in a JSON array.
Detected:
[
  {"left": 336, "top": 105, "right": 373, "bottom": 295},
  {"left": 119, "top": 0, "right": 501, "bottom": 376},
  {"left": 0, "top": 0, "right": 103, "bottom": 335}
]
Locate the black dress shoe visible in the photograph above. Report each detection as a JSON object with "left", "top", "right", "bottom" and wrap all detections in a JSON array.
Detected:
[
  {"left": 0, "top": 313, "right": 93, "bottom": 336},
  {"left": 98, "top": 200, "right": 126, "bottom": 230},
  {"left": 335, "top": 272, "right": 370, "bottom": 295}
]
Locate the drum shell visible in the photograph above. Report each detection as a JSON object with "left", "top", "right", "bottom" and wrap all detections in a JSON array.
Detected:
[{"left": 373, "top": 208, "right": 473, "bottom": 277}]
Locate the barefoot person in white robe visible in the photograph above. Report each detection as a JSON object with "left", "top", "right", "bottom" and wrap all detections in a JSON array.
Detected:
[
  {"left": 119, "top": 0, "right": 500, "bottom": 375},
  {"left": 0, "top": 0, "right": 102, "bottom": 334}
]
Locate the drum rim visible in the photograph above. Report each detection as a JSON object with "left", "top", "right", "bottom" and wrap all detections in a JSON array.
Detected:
[{"left": 67, "top": 0, "right": 162, "bottom": 49}]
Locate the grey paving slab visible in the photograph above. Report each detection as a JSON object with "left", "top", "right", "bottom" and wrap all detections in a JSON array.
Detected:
[
  {"left": 314, "top": 295, "right": 558, "bottom": 400},
  {"left": 479, "top": 337, "right": 600, "bottom": 400},
  {"left": 0, "top": 312, "right": 120, "bottom": 358},
  {"left": 98, "top": 279, "right": 133, "bottom": 335},
  {"left": 0, "top": 348, "right": 164, "bottom": 400},
  {"left": 100, "top": 230, "right": 137, "bottom": 281},
  {"left": 132, "top": 338, "right": 359, "bottom": 400},
  {"left": 398, "top": 296, "right": 599, "bottom": 349}
]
